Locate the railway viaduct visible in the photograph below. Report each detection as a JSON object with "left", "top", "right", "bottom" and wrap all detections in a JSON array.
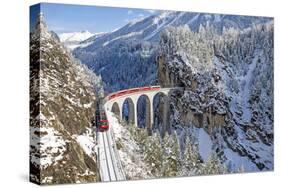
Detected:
[{"left": 104, "top": 86, "right": 175, "bottom": 135}]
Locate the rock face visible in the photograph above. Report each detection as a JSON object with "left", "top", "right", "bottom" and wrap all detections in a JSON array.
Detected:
[
  {"left": 30, "top": 13, "right": 102, "bottom": 184},
  {"left": 157, "top": 22, "right": 273, "bottom": 171},
  {"left": 157, "top": 26, "right": 227, "bottom": 131}
]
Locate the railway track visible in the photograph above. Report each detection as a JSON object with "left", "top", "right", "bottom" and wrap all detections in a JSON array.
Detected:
[
  {"left": 98, "top": 130, "right": 125, "bottom": 181},
  {"left": 96, "top": 99, "right": 125, "bottom": 182}
]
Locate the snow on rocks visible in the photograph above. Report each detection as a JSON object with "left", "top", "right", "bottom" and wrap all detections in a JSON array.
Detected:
[
  {"left": 158, "top": 22, "right": 273, "bottom": 171},
  {"left": 72, "top": 128, "right": 96, "bottom": 157},
  {"left": 30, "top": 126, "right": 67, "bottom": 169},
  {"left": 30, "top": 13, "right": 100, "bottom": 184}
]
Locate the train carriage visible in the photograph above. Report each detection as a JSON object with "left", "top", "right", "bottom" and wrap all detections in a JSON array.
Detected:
[{"left": 99, "top": 111, "right": 109, "bottom": 131}]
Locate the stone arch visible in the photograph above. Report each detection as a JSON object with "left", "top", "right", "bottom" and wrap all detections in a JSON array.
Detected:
[
  {"left": 136, "top": 94, "right": 151, "bottom": 131},
  {"left": 122, "top": 97, "right": 135, "bottom": 125},
  {"left": 111, "top": 102, "right": 120, "bottom": 119},
  {"left": 153, "top": 91, "right": 170, "bottom": 137}
]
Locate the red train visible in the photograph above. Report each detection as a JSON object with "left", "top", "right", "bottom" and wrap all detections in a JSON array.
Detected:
[
  {"left": 99, "top": 111, "right": 109, "bottom": 131},
  {"left": 107, "top": 85, "right": 161, "bottom": 101}
]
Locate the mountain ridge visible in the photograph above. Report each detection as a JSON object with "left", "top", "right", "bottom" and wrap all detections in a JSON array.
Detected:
[{"left": 73, "top": 11, "right": 271, "bottom": 93}]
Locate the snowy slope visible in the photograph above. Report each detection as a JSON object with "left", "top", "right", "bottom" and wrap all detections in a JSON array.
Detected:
[
  {"left": 104, "top": 110, "right": 155, "bottom": 179},
  {"left": 73, "top": 11, "right": 271, "bottom": 92}
]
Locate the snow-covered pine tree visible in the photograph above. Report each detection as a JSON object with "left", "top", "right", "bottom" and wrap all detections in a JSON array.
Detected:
[
  {"left": 143, "top": 133, "right": 163, "bottom": 177},
  {"left": 180, "top": 136, "right": 203, "bottom": 176},
  {"left": 161, "top": 132, "right": 180, "bottom": 177},
  {"left": 201, "top": 152, "right": 228, "bottom": 175},
  {"left": 128, "top": 126, "right": 147, "bottom": 152}
]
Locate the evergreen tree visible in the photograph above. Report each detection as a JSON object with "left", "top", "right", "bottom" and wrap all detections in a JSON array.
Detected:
[
  {"left": 180, "top": 137, "right": 202, "bottom": 176},
  {"left": 161, "top": 133, "right": 180, "bottom": 177},
  {"left": 202, "top": 152, "right": 228, "bottom": 175},
  {"left": 143, "top": 133, "right": 163, "bottom": 177}
]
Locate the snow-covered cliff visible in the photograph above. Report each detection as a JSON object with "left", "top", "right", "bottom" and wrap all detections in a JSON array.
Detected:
[
  {"left": 157, "top": 22, "right": 273, "bottom": 172},
  {"left": 30, "top": 13, "right": 103, "bottom": 184}
]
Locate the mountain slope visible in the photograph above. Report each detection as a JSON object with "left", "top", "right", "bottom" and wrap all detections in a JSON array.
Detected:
[
  {"left": 73, "top": 11, "right": 271, "bottom": 92},
  {"left": 30, "top": 14, "right": 103, "bottom": 184}
]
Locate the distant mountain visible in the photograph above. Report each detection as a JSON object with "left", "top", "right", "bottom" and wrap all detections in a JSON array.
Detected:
[
  {"left": 59, "top": 30, "right": 93, "bottom": 42},
  {"left": 59, "top": 30, "right": 101, "bottom": 50},
  {"left": 81, "top": 11, "right": 270, "bottom": 45},
  {"left": 73, "top": 11, "right": 271, "bottom": 92}
]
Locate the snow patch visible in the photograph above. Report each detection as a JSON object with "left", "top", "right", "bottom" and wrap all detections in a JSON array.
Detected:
[
  {"left": 103, "top": 31, "right": 143, "bottom": 46},
  {"left": 224, "top": 148, "right": 258, "bottom": 172},
  {"left": 214, "top": 14, "right": 222, "bottom": 22},
  {"left": 73, "top": 128, "right": 96, "bottom": 157},
  {"left": 198, "top": 128, "right": 212, "bottom": 162},
  {"left": 187, "top": 13, "right": 200, "bottom": 25},
  {"left": 30, "top": 127, "right": 67, "bottom": 169}
]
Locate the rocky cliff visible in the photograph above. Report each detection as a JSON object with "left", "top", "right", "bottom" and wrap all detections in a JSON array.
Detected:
[
  {"left": 30, "top": 13, "right": 102, "bottom": 184},
  {"left": 157, "top": 22, "right": 273, "bottom": 171}
]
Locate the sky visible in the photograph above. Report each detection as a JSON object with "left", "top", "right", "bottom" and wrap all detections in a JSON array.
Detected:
[{"left": 30, "top": 3, "right": 158, "bottom": 34}]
